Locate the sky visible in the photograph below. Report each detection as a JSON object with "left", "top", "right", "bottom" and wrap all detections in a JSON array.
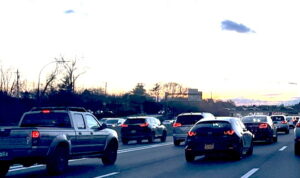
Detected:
[{"left": 1, "top": 0, "right": 300, "bottom": 105}]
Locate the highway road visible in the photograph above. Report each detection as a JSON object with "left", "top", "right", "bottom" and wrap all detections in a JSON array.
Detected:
[{"left": 5, "top": 130, "right": 300, "bottom": 178}]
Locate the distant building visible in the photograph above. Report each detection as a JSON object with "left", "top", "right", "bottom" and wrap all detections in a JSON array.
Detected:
[{"left": 188, "top": 88, "right": 202, "bottom": 102}]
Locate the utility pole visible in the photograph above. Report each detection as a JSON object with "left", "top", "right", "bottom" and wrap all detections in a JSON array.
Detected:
[{"left": 16, "top": 70, "right": 20, "bottom": 97}]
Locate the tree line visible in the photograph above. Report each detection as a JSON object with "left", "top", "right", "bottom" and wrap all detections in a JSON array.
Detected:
[{"left": 0, "top": 58, "right": 236, "bottom": 125}]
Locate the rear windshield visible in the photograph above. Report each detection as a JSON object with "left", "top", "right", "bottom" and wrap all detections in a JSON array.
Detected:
[
  {"left": 242, "top": 116, "right": 267, "bottom": 123},
  {"left": 192, "top": 121, "right": 231, "bottom": 132},
  {"left": 176, "top": 115, "right": 204, "bottom": 125},
  {"left": 124, "top": 118, "right": 146, "bottom": 124},
  {"left": 271, "top": 116, "right": 285, "bottom": 121},
  {"left": 106, "top": 119, "right": 119, "bottom": 124},
  {"left": 20, "top": 112, "right": 71, "bottom": 128}
]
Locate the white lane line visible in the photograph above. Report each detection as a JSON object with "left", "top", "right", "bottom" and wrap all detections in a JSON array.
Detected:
[
  {"left": 241, "top": 168, "right": 259, "bottom": 178},
  {"left": 9, "top": 164, "right": 44, "bottom": 172},
  {"left": 118, "top": 142, "right": 172, "bottom": 154},
  {"left": 94, "top": 172, "right": 120, "bottom": 178},
  {"left": 279, "top": 146, "right": 288, "bottom": 151}
]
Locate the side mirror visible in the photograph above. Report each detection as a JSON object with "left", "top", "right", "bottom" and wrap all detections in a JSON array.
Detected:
[{"left": 101, "top": 123, "right": 107, "bottom": 129}]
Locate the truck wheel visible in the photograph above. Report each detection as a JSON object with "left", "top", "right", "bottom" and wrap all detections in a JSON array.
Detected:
[
  {"left": 0, "top": 161, "right": 10, "bottom": 177},
  {"left": 46, "top": 146, "right": 69, "bottom": 175},
  {"left": 173, "top": 140, "right": 181, "bottom": 146},
  {"left": 122, "top": 138, "right": 128, "bottom": 145},
  {"left": 148, "top": 133, "right": 155, "bottom": 143},
  {"left": 161, "top": 131, "right": 167, "bottom": 142},
  {"left": 102, "top": 140, "right": 118, "bottom": 165}
]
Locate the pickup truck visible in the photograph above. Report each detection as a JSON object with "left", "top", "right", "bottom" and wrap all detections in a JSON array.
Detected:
[{"left": 0, "top": 107, "right": 118, "bottom": 177}]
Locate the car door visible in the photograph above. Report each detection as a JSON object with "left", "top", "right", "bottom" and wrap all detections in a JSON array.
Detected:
[
  {"left": 85, "top": 114, "right": 108, "bottom": 153},
  {"left": 72, "top": 113, "right": 93, "bottom": 154}
]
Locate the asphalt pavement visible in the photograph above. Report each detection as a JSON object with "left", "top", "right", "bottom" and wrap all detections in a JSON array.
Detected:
[{"left": 6, "top": 130, "right": 300, "bottom": 178}]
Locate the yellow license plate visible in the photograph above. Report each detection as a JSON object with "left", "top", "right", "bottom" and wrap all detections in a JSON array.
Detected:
[{"left": 204, "top": 144, "right": 214, "bottom": 150}]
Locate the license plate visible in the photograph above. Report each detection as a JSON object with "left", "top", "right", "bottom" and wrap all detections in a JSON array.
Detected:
[
  {"left": 0, "top": 151, "right": 8, "bottom": 158},
  {"left": 204, "top": 144, "right": 214, "bottom": 150},
  {"left": 131, "top": 130, "right": 136, "bottom": 134}
]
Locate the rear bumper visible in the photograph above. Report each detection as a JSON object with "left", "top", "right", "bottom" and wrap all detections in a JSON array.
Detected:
[
  {"left": 0, "top": 147, "right": 48, "bottom": 163},
  {"left": 121, "top": 132, "right": 152, "bottom": 140},
  {"left": 173, "top": 134, "right": 187, "bottom": 141},
  {"left": 185, "top": 142, "right": 240, "bottom": 155}
]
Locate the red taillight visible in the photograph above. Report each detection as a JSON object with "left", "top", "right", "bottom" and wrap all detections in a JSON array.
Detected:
[
  {"left": 187, "top": 131, "right": 197, "bottom": 137},
  {"left": 224, "top": 130, "right": 235, "bottom": 135},
  {"left": 121, "top": 124, "right": 128, "bottom": 127},
  {"left": 173, "top": 123, "right": 182, "bottom": 127},
  {"left": 139, "top": 123, "right": 149, "bottom": 127},
  {"left": 281, "top": 121, "right": 287, "bottom": 124},
  {"left": 32, "top": 131, "right": 40, "bottom": 138},
  {"left": 259, "top": 123, "right": 268, "bottom": 129},
  {"left": 41, "top": 109, "right": 50, "bottom": 114},
  {"left": 296, "top": 123, "right": 300, "bottom": 128}
]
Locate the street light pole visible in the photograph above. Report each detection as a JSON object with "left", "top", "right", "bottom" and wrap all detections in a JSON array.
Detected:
[{"left": 37, "top": 60, "right": 68, "bottom": 104}]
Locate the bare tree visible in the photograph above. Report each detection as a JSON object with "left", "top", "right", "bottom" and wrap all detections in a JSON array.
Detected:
[
  {"left": 40, "top": 63, "right": 60, "bottom": 98},
  {"left": 149, "top": 83, "right": 161, "bottom": 102},
  {"left": 162, "top": 82, "right": 187, "bottom": 99},
  {"left": 58, "top": 57, "right": 85, "bottom": 92},
  {"left": 0, "top": 66, "right": 15, "bottom": 95}
]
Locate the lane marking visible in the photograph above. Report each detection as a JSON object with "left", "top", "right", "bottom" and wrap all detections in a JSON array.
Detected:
[
  {"left": 241, "top": 168, "right": 259, "bottom": 178},
  {"left": 94, "top": 172, "right": 120, "bottom": 178},
  {"left": 9, "top": 142, "right": 173, "bottom": 172},
  {"left": 279, "top": 146, "right": 288, "bottom": 151},
  {"left": 118, "top": 142, "right": 173, "bottom": 154}
]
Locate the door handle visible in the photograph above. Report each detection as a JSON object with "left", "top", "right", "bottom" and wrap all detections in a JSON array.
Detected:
[
  {"left": 90, "top": 132, "right": 94, "bottom": 135},
  {"left": 78, "top": 132, "right": 82, "bottom": 135}
]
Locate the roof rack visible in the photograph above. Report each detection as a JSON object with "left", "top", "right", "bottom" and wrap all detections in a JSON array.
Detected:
[{"left": 30, "top": 107, "right": 87, "bottom": 112}]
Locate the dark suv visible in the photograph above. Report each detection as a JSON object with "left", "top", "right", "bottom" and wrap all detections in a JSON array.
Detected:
[{"left": 120, "top": 116, "right": 167, "bottom": 144}]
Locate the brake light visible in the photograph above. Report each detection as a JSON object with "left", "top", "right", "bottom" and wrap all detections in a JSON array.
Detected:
[
  {"left": 139, "top": 123, "right": 149, "bottom": 127},
  {"left": 281, "top": 121, "right": 287, "bottom": 124},
  {"left": 224, "top": 130, "right": 235, "bottom": 135},
  {"left": 32, "top": 131, "right": 40, "bottom": 138},
  {"left": 41, "top": 109, "right": 50, "bottom": 114},
  {"left": 187, "top": 131, "right": 197, "bottom": 137},
  {"left": 173, "top": 123, "right": 182, "bottom": 127},
  {"left": 121, "top": 124, "right": 128, "bottom": 127},
  {"left": 259, "top": 123, "right": 268, "bottom": 129},
  {"left": 296, "top": 123, "right": 300, "bottom": 128}
]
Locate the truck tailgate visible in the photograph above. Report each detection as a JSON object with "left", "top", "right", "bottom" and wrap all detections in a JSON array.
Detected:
[{"left": 0, "top": 127, "right": 33, "bottom": 149}]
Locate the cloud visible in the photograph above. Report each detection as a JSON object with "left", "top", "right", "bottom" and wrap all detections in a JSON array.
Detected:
[
  {"left": 64, "top": 9, "right": 75, "bottom": 14},
  {"left": 221, "top": 20, "right": 254, "bottom": 33}
]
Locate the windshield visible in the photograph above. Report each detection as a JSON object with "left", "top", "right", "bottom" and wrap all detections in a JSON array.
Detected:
[
  {"left": 20, "top": 112, "right": 71, "bottom": 128},
  {"left": 271, "top": 116, "right": 285, "bottom": 121},
  {"left": 176, "top": 115, "right": 204, "bottom": 125},
  {"left": 105, "top": 119, "right": 119, "bottom": 124},
  {"left": 242, "top": 116, "right": 267, "bottom": 123}
]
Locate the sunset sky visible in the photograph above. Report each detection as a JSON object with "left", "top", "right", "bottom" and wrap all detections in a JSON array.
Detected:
[{"left": 1, "top": 0, "right": 300, "bottom": 105}]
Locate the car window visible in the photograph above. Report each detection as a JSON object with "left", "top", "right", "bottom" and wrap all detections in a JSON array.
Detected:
[
  {"left": 242, "top": 116, "right": 267, "bottom": 123},
  {"left": 85, "top": 114, "right": 100, "bottom": 129},
  {"left": 193, "top": 121, "right": 231, "bottom": 132},
  {"left": 125, "top": 118, "right": 146, "bottom": 124},
  {"left": 176, "top": 115, "right": 204, "bottom": 125},
  {"left": 73, "top": 113, "right": 86, "bottom": 129},
  {"left": 21, "top": 112, "right": 71, "bottom": 128},
  {"left": 271, "top": 116, "right": 285, "bottom": 121}
]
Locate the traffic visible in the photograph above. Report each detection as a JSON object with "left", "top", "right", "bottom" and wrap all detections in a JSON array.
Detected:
[{"left": 1, "top": 109, "right": 300, "bottom": 177}]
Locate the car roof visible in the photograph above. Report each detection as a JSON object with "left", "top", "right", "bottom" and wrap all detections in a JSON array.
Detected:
[{"left": 177, "top": 112, "right": 211, "bottom": 116}]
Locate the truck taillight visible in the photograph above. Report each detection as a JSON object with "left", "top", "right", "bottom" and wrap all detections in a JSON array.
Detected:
[{"left": 32, "top": 131, "right": 40, "bottom": 138}]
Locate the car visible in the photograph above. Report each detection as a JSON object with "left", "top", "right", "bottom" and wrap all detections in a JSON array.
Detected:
[
  {"left": 0, "top": 107, "right": 118, "bottom": 176},
  {"left": 120, "top": 116, "right": 167, "bottom": 144},
  {"left": 185, "top": 117, "right": 254, "bottom": 162},
  {"left": 294, "top": 120, "right": 300, "bottom": 155},
  {"left": 242, "top": 115, "right": 277, "bottom": 143},
  {"left": 286, "top": 116, "right": 298, "bottom": 128},
  {"left": 104, "top": 118, "right": 126, "bottom": 128},
  {"left": 172, "top": 112, "right": 215, "bottom": 146},
  {"left": 270, "top": 115, "right": 289, "bottom": 134},
  {"left": 162, "top": 119, "right": 175, "bottom": 125}
]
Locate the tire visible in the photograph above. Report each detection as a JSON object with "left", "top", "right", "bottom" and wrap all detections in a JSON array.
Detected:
[
  {"left": 173, "top": 139, "right": 181, "bottom": 146},
  {"left": 185, "top": 151, "right": 195, "bottom": 162},
  {"left": 295, "top": 142, "right": 300, "bottom": 156},
  {"left": 148, "top": 133, "right": 155, "bottom": 143},
  {"left": 46, "top": 146, "right": 69, "bottom": 175},
  {"left": 286, "top": 129, "right": 290, "bottom": 134},
  {"left": 102, "top": 140, "right": 118, "bottom": 165},
  {"left": 137, "top": 139, "right": 142, "bottom": 144},
  {"left": 161, "top": 131, "right": 167, "bottom": 142},
  {"left": 0, "top": 161, "right": 10, "bottom": 177},
  {"left": 122, "top": 138, "right": 128, "bottom": 145},
  {"left": 233, "top": 142, "right": 243, "bottom": 160},
  {"left": 273, "top": 136, "right": 278, "bottom": 143},
  {"left": 247, "top": 142, "right": 253, "bottom": 156}
]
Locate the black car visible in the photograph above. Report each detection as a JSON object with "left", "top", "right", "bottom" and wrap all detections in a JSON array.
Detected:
[
  {"left": 242, "top": 115, "right": 277, "bottom": 143},
  {"left": 185, "top": 117, "right": 253, "bottom": 161},
  {"left": 120, "top": 116, "right": 167, "bottom": 144}
]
